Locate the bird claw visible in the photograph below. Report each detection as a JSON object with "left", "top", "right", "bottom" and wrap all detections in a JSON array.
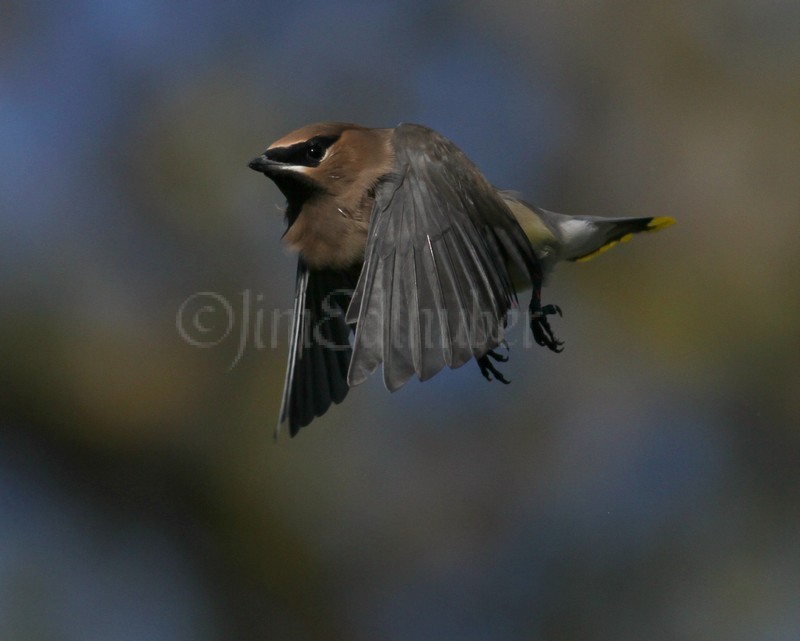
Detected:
[
  {"left": 477, "top": 347, "right": 511, "bottom": 384},
  {"left": 540, "top": 304, "right": 562, "bottom": 318},
  {"left": 488, "top": 340, "right": 509, "bottom": 362},
  {"left": 530, "top": 303, "right": 564, "bottom": 353}
]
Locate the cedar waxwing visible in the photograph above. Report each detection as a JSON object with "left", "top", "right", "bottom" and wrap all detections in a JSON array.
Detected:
[{"left": 249, "top": 122, "right": 674, "bottom": 436}]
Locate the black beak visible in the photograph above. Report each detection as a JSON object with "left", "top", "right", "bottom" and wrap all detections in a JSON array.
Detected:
[{"left": 248, "top": 154, "right": 284, "bottom": 174}]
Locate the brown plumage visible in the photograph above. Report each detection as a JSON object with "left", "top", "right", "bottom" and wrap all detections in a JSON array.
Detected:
[
  {"left": 269, "top": 123, "right": 395, "bottom": 269},
  {"left": 249, "top": 122, "right": 674, "bottom": 436}
]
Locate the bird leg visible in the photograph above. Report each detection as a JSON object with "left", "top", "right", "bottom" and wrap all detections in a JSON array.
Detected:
[
  {"left": 530, "top": 303, "right": 564, "bottom": 353},
  {"left": 477, "top": 342, "right": 511, "bottom": 384}
]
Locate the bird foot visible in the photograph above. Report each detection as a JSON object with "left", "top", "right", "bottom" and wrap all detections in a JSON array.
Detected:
[
  {"left": 477, "top": 343, "right": 511, "bottom": 384},
  {"left": 530, "top": 303, "right": 564, "bottom": 353}
]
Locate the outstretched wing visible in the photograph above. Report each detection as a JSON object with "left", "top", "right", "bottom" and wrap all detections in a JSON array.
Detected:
[
  {"left": 278, "top": 262, "right": 358, "bottom": 436},
  {"left": 346, "top": 123, "right": 544, "bottom": 391}
]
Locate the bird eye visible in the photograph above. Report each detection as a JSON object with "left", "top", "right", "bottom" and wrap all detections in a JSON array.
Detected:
[{"left": 306, "top": 142, "right": 324, "bottom": 161}]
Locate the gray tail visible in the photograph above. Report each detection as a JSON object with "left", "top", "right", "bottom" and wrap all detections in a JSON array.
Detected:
[{"left": 563, "top": 214, "right": 675, "bottom": 263}]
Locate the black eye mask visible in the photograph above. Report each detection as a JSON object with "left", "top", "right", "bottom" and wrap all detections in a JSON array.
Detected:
[{"left": 266, "top": 135, "right": 340, "bottom": 168}]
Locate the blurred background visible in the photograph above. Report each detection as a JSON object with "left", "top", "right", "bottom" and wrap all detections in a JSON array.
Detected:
[{"left": 2, "top": 1, "right": 799, "bottom": 639}]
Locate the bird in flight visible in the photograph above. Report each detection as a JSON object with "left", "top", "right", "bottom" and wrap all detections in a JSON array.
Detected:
[{"left": 249, "top": 122, "right": 674, "bottom": 436}]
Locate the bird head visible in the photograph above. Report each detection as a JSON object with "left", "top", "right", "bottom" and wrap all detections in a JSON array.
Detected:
[{"left": 248, "top": 122, "right": 394, "bottom": 220}]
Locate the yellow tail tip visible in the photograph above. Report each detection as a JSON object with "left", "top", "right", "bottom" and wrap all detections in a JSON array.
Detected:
[{"left": 647, "top": 216, "right": 676, "bottom": 232}]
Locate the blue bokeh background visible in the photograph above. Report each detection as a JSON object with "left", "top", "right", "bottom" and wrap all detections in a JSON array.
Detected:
[{"left": 2, "top": 1, "right": 799, "bottom": 639}]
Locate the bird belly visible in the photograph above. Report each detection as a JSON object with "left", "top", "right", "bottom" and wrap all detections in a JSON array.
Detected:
[{"left": 504, "top": 198, "right": 559, "bottom": 286}]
